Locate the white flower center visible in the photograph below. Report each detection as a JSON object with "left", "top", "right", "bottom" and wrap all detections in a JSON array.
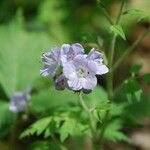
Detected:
[{"left": 77, "top": 67, "right": 88, "bottom": 78}]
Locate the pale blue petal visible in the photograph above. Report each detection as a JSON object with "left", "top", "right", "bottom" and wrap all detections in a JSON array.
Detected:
[
  {"left": 63, "top": 63, "right": 77, "bottom": 80},
  {"left": 40, "top": 46, "right": 61, "bottom": 77},
  {"left": 73, "top": 54, "right": 87, "bottom": 67},
  {"left": 67, "top": 79, "right": 82, "bottom": 91},
  {"left": 80, "top": 75, "right": 97, "bottom": 90},
  {"left": 61, "top": 44, "right": 70, "bottom": 55},
  {"left": 96, "top": 64, "right": 109, "bottom": 75},
  {"left": 72, "top": 43, "right": 84, "bottom": 54},
  {"left": 87, "top": 49, "right": 102, "bottom": 60},
  {"left": 87, "top": 60, "right": 97, "bottom": 75}
]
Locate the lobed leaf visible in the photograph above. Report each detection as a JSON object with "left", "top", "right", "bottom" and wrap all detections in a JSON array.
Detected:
[{"left": 20, "top": 117, "right": 52, "bottom": 138}]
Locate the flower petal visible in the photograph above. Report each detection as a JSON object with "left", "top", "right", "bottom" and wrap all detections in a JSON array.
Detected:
[
  {"left": 63, "top": 63, "right": 77, "bottom": 79},
  {"left": 87, "top": 49, "right": 102, "bottom": 60},
  {"left": 40, "top": 62, "right": 59, "bottom": 77},
  {"left": 87, "top": 60, "right": 98, "bottom": 75},
  {"left": 72, "top": 43, "right": 84, "bottom": 54},
  {"left": 73, "top": 54, "right": 87, "bottom": 67},
  {"left": 96, "top": 64, "right": 109, "bottom": 75},
  {"left": 61, "top": 44, "right": 71, "bottom": 55},
  {"left": 40, "top": 46, "right": 61, "bottom": 77},
  {"left": 80, "top": 75, "right": 97, "bottom": 90},
  {"left": 67, "top": 78, "right": 82, "bottom": 91}
]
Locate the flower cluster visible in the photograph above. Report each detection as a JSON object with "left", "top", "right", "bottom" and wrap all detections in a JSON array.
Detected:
[
  {"left": 9, "top": 87, "right": 31, "bottom": 113},
  {"left": 40, "top": 43, "right": 108, "bottom": 93}
]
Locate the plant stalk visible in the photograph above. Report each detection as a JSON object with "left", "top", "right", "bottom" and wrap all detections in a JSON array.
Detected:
[
  {"left": 99, "top": 0, "right": 126, "bottom": 148},
  {"left": 78, "top": 92, "right": 99, "bottom": 150}
]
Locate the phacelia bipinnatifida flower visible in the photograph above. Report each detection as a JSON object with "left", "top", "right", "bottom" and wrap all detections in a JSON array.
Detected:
[{"left": 40, "top": 43, "right": 109, "bottom": 93}]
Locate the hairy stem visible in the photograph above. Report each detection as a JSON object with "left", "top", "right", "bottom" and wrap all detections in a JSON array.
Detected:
[
  {"left": 113, "top": 29, "right": 150, "bottom": 72},
  {"left": 78, "top": 93, "right": 99, "bottom": 150},
  {"left": 99, "top": 0, "right": 126, "bottom": 148}
]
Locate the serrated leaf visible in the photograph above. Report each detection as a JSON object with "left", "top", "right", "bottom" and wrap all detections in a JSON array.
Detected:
[
  {"left": 110, "top": 25, "right": 126, "bottom": 40},
  {"left": 92, "top": 102, "right": 111, "bottom": 122},
  {"left": 20, "top": 117, "right": 51, "bottom": 138},
  {"left": 34, "top": 117, "right": 52, "bottom": 136},
  {"left": 60, "top": 121, "right": 74, "bottom": 142},
  {"left": 104, "top": 120, "right": 130, "bottom": 143}
]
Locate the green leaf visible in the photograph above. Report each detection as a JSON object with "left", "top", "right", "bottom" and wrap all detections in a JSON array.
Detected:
[
  {"left": 20, "top": 117, "right": 51, "bottom": 138},
  {"left": 124, "top": 78, "right": 143, "bottom": 102},
  {"left": 122, "top": 9, "right": 149, "bottom": 22},
  {"left": 109, "top": 103, "right": 127, "bottom": 117},
  {"left": 141, "top": 73, "right": 150, "bottom": 86},
  {"left": 129, "top": 64, "right": 142, "bottom": 76},
  {"left": 0, "top": 13, "right": 50, "bottom": 96},
  {"left": 123, "top": 9, "right": 145, "bottom": 16},
  {"left": 110, "top": 25, "right": 126, "bottom": 40},
  {"left": 115, "top": 77, "right": 143, "bottom": 103},
  {"left": 59, "top": 119, "right": 88, "bottom": 142},
  {"left": 126, "top": 94, "right": 150, "bottom": 120},
  {"left": 104, "top": 120, "right": 130, "bottom": 143},
  {"left": 60, "top": 121, "right": 74, "bottom": 142},
  {"left": 92, "top": 102, "right": 111, "bottom": 122}
]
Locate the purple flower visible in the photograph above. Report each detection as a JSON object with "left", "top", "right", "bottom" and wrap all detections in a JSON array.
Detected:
[
  {"left": 61, "top": 43, "right": 84, "bottom": 65},
  {"left": 55, "top": 73, "right": 67, "bottom": 91},
  {"left": 63, "top": 55, "right": 97, "bottom": 91},
  {"left": 9, "top": 87, "right": 31, "bottom": 113},
  {"left": 40, "top": 44, "right": 109, "bottom": 93},
  {"left": 87, "top": 49, "right": 109, "bottom": 75},
  {"left": 40, "top": 46, "right": 61, "bottom": 77}
]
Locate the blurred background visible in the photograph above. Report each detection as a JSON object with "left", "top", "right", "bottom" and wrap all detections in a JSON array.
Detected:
[{"left": 0, "top": 0, "right": 150, "bottom": 150}]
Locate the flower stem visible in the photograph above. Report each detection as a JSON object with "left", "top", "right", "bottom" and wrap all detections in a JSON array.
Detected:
[
  {"left": 99, "top": 0, "right": 126, "bottom": 148},
  {"left": 78, "top": 92, "right": 99, "bottom": 150}
]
